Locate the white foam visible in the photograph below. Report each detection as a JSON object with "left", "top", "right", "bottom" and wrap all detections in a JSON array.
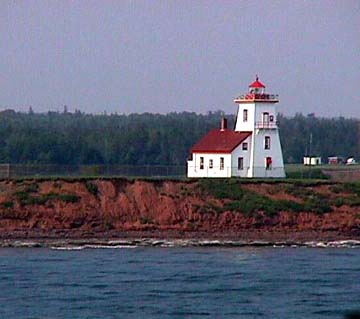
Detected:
[
  {"left": 83, "top": 245, "right": 137, "bottom": 249},
  {"left": 51, "top": 246, "right": 85, "bottom": 250}
]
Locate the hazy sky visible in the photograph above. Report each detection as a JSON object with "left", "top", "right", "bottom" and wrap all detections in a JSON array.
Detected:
[{"left": 1, "top": 1, "right": 359, "bottom": 117}]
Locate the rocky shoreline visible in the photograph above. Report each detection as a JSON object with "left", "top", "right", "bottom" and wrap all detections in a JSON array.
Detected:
[
  {"left": 2, "top": 236, "right": 360, "bottom": 249},
  {"left": 1, "top": 228, "right": 360, "bottom": 249}
]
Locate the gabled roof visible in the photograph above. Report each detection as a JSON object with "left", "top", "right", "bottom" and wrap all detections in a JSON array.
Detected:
[
  {"left": 191, "top": 130, "right": 252, "bottom": 154},
  {"left": 249, "top": 77, "right": 266, "bottom": 88}
]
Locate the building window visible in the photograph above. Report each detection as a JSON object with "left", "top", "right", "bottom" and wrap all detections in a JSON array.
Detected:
[
  {"left": 243, "top": 109, "right": 248, "bottom": 122},
  {"left": 200, "top": 157, "right": 204, "bottom": 170},
  {"left": 269, "top": 115, "right": 274, "bottom": 122},
  {"left": 242, "top": 142, "right": 248, "bottom": 151},
  {"left": 220, "top": 157, "right": 224, "bottom": 170},
  {"left": 209, "top": 159, "right": 213, "bottom": 169},
  {"left": 264, "top": 136, "right": 271, "bottom": 150},
  {"left": 238, "top": 157, "right": 244, "bottom": 170},
  {"left": 266, "top": 157, "right": 272, "bottom": 170}
]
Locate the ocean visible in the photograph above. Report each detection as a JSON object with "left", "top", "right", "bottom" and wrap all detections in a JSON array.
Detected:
[{"left": 0, "top": 246, "right": 359, "bottom": 318}]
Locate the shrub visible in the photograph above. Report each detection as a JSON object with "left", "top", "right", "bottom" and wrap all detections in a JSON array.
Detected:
[
  {"left": 24, "top": 183, "right": 39, "bottom": 193},
  {"left": 343, "top": 196, "right": 360, "bottom": 207},
  {"left": 2, "top": 201, "right": 14, "bottom": 209},
  {"left": 343, "top": 183, "right": 360, "bottom": 197},
  {"left": 303, "top": 196, "right": 332, "bottom": 214},
  {"left": 57, "top": 194, "right": 80, "bottom": 203},
  {"left": 330, "top": 185, "right": 345, "bottom": 194},
  {"left": 85, "top": 181, "right": 98, "bottom": 196},
  {"left": 15, "top": 191, "right": 80, "bottom": 206},
  {"left": 139, "top": 216, "right": 154, "bottom": 224},
  {"left": 334, "top": 197, "right": 345, "bottom": 207},
  {"left": 199, "top": 179, "right": 244, "bottom": 200},
  {"left": 200, "top": 178, "right": 332, "bottom": 216},
  {"left": 284, "top": 185, "right": 313, "bottom": 198}
]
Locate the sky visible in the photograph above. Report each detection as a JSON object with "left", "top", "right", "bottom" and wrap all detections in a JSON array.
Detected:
[{"left": 0, "top": 0, "right": 359, "bottom": 117}]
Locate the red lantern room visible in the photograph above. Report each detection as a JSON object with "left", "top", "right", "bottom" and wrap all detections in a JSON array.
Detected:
[
  {"left": 233, "top": 75, "right": 279, "bottom": 104},
  {"left": 249, "top": 76, "right": 266, "bottom": 94}
]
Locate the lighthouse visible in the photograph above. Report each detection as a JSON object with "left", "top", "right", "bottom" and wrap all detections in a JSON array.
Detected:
[{"left": 187, "top": 76, "right": 285, "bottom": 178}]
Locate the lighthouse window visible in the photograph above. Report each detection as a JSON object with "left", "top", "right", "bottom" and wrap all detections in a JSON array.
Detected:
[
  {"left": 242, "top": 142, "right": 248, "bottom": 151},
  {"left": 238, "top": 157, "right": 244, "bottom": 170},
  {"left": 266, "top": 157, "right": 272, "bottom": 170},
  {"left": 264, "top": 136, "right": 271, "bottom": 150},
  {"left": 200, "top": 157, "right": 204, "bottom": 170},
  {"left": 243, "top": 109, "right": 248, "bottom": 122},
  {"left": 209, "top": 159, "right": 213, "bottom": 169},
  {"left": 220, "top": 157, "right": 224, "bottom": 170}
]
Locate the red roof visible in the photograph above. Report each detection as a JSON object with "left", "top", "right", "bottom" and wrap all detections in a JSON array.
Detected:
[
  {"left": 249, "top": 76, "right": 266, "bottom": 88},
  {"left": 191, "top": 129, "right": 252, "bottom": 153}
]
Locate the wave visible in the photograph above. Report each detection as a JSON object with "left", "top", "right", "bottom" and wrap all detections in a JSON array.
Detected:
[
  {"left": 2, "top": 239, "right": 360, "bottom": 249},
  {"left": 51, "top": 244, "right": 137, "bottom": 250}
]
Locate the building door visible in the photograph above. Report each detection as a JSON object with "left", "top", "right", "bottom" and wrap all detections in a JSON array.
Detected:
[{"left": 263, "top": 112, "right": 269, "bottom": 128}]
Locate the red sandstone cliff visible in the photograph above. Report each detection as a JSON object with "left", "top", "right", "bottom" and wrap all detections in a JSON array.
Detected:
[{"left": 0, "top": 179, "right": 359, "bottom": 241}]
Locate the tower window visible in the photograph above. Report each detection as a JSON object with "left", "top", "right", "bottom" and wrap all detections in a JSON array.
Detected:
[
  {"left": 238, "top": 157, "right": 244, "bottom": 170},
  {"left": 243, "top": 109, "right": 248, "bottom": 122},
  {"left": 266, "top": 157, "right": 272, "bottom": 170},
  {"left": 209, "top": 159, "right": 213, "bottom": 169},
  {"left": 263, "top": 112, "right": 269, "bottom": 123},
  {"left": 242, "top": 142, "right": 248, "bottom": 151},
  {"left": 220, "top": 157, "right": 224, "bottom": 170},
  {"left": 264, "top": 136, "right": 271, "bottom": 150},
  {"left": 200, "top": 157, "right": 204, "bottom": 170}
]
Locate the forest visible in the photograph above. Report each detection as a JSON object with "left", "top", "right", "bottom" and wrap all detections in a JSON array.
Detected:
[{"left": 0, "top": 109, "right": 358, "bottom": 165}]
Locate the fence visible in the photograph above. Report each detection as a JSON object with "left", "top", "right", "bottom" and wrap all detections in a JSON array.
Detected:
[
  {"left": 285, "top": 164, "right": 360, "bottom": 181},
  {"left": 322, "top": 168, "right": 360, "bottom": 182},
  {"left": 0, "top": 164, "right": 187, "bottom": 179},
  {"left": 1, "top": 163, "right": 359, "bottom": 180}
]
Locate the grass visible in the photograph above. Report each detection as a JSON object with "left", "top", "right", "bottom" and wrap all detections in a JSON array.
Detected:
[{"left": 285, "top": 168, "right": 330, "bottom": 180}]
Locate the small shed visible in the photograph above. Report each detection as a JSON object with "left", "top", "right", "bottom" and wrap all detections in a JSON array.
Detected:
[
  {"left": 328, "top": 156, "right": 344, "bottom": 165},
  {"left": 303, "top": 156, "right": 322, "bottom": 166}
]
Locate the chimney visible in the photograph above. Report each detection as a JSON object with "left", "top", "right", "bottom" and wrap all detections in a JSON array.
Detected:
[{"left": 220, "top": 117, "right": 227, "bottom": 131}]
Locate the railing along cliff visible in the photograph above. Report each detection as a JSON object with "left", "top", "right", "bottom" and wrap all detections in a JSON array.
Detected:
[{"left": 0, "top": 164, "right": 186, "bottom": 179}]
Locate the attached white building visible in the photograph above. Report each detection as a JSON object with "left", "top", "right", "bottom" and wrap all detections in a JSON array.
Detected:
[{"left": 187, "top": 77, "right": 285, "bottom": 178}]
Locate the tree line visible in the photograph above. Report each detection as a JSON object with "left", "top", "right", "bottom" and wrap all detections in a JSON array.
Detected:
[{"left": 0, "top": 109, "right": 358, "bottom": 165}]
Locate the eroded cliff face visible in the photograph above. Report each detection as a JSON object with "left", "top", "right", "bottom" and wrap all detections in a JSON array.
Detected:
[{"left": 0, "top": 179, "right": 359, "bottom": 240}]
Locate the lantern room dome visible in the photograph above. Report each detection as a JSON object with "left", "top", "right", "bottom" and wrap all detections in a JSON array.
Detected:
[
  {"left": 249, "top": 76, "right": 265, "bottom": 94},
  {"left": 249, "top": 76, "right": 266, "bottom": 89}
]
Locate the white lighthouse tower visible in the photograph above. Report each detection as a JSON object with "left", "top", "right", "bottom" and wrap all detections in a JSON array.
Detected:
[
  {"left": 187, "top": 76, "right": 285, "bottom": 178},
  {"left": 233, "top": 76, "right": 285, "bottom": 177}
]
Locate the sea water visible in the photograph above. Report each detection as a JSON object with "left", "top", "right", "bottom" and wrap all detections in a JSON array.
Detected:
[{"left": 0, "top": 247, "right": 359, "bottom": 318}]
